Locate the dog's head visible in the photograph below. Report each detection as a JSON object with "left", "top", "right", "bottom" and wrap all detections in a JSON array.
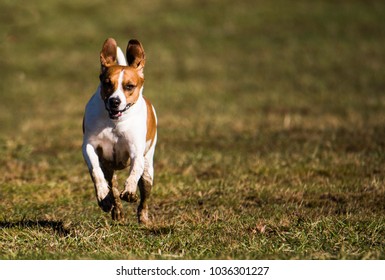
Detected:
[{"left": 99, "top": 38, "right": 146, "bottom": 120}]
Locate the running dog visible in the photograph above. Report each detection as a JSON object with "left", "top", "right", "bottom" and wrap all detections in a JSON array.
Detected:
[{"left": 82, "top": 38, "right": 157, "bottom": 224}]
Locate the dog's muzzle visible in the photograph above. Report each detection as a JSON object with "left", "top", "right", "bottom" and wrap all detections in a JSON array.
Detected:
[{"left": 105, "top": 97, "right": 132, "bottom": 119}]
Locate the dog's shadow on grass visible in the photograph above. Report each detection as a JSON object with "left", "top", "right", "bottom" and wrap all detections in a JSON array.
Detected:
[{"left": 0, "top": 220, "right": 71, "bottom": 237}]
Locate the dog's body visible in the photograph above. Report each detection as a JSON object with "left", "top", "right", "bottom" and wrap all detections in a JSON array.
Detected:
[{"left": 82, "top": 38, "right": 157, "bottom": 224}]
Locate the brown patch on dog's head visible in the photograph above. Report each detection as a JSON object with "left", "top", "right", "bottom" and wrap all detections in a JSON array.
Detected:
[
  {"left": 99, "top": 38, "right": 147, "bottom": 117},
  {"left": 99, "top": 66, "right": 122, "bottom": 101}
]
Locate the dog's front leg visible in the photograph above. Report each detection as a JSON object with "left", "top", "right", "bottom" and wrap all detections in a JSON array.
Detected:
[
  {"left": 82, "top": 143, "right": 114, "bottom": 212},
  {"left": 120, "top": 155, "right": 145, "bottom": 203}
]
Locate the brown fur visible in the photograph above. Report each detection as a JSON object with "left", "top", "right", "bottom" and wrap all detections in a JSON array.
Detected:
[{"left": 99, "top": 66, "right": 144, "bottom": 106}]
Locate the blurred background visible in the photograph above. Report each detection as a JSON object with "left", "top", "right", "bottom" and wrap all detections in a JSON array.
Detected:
[{"left": 1, "top": 0, "right": 383, "bottom": 137}]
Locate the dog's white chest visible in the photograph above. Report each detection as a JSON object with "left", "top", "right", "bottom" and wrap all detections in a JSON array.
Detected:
[{"left": 92, "top": 126, "right": 131, "bottom": 169}]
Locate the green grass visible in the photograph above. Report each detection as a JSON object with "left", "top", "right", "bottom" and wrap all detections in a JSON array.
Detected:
[{"left": 0, "top": 0, "right": 385, "bottom": 259}]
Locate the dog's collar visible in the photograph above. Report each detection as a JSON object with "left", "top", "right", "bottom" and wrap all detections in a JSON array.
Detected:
[{"left": 104, "top": 100, "right": 134, "bottom": 120}]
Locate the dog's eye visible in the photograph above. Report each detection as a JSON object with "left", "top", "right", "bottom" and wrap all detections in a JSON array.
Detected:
[
  {"left": 103, "top": 79, "right": 114, "bottom": 92},
  {"left": 123, "top": 84, "right": 135, "bottom": 91}
]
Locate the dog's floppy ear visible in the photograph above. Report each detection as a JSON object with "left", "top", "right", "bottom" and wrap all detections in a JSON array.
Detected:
[
  {"left": 100, "top": 38, "right": 117, "bottom": 70},
  {"left": 126, "top": 39, "right": 145, "bottom": 76}
]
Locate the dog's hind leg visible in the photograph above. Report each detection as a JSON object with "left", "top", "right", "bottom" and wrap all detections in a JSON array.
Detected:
[
  {"left": 137, "top": 176, "right": 152, "bottom": 225},
  {"left": 110, "top": 176, "right": 125, "bottom": 221},
  {"left": 102, "top": 166, "right": 125, "bottom": 221},
  {"left": 137, "top": 144, "right": 155, "bottom": 225}
]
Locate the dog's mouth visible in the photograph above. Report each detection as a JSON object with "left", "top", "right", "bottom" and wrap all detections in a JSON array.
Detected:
[
  {"left": 105, "top": 103, "right": 133, "bottom": 120},
  {"left": 108, "top": 109, "right": 123, "bottom": 120}
]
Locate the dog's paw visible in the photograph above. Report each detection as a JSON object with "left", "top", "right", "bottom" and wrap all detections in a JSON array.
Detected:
[
  {"left": 137, "top": 208, "right": 150, "bottom": 225},
  {"left": 98, "top": 191, "right": 114, "bottom": 212},
  {"left": 120, "top": 190, "right": 138, "bottom": 203},
  {"left": 111, "top": 205, "right": 125, "bottom": 221}
]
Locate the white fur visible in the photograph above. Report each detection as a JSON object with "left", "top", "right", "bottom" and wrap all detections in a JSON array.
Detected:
[
  {"left": 82, "top": 84, "right": 155, "bottom": 204},
  {"left": 116, "top": 47, "right": 127, "bottom": 66},
  {"left": 82, "top": 41, "right": 156, "bottom": 223},
  {"left": 107, "top": 70, "right": 128, "bottom": 112}
]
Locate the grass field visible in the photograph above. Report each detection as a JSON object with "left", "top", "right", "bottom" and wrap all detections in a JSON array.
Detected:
[{"left": 0, "top": 0, "right": 385, "bottom": 259}]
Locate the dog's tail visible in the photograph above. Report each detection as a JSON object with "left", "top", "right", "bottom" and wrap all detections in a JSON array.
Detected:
[{"left": 116, "top": 46, "right": 127, "bottom": 66}]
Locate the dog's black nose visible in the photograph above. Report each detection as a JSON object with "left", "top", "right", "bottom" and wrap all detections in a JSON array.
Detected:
[{"left": 108, "top": 97, "right": 121, "bottom": 109}]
